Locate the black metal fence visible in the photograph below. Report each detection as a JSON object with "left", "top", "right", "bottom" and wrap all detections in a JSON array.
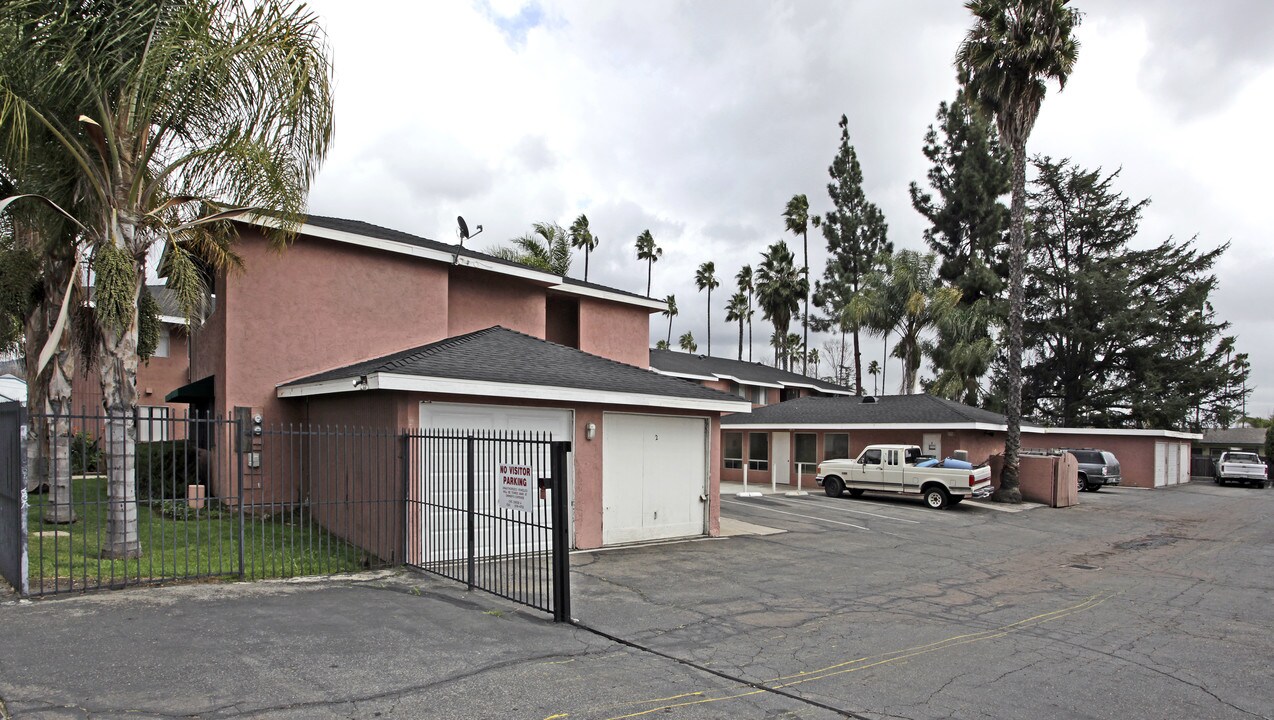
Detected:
[
  {"left": 0, "top": 402, "right": 26, "bottom": 595},
  {"left": 18, "top": 410, "right": 400, "bottom": 596},
  {"left": 8, "top": 410, "right": 573, "bottom": 621},
  {"left": 405, "top": 430, "right": 572, "bottom": 622}
]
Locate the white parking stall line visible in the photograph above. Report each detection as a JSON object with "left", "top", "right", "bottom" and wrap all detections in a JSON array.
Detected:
[
  {"left": 781, "top": 497, "right": 922, "bottom": 524},
  {"left": 721, "top": 499, "right": 870, "bottom": 531}
]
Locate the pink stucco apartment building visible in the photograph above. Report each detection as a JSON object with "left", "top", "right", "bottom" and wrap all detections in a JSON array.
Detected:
[{"left": 162, "top": 215, "right": 748, "bottom": 550}]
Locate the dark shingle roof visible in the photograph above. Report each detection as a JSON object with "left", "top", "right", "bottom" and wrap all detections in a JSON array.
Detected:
[
  {"left": 145, "top": 285, "right": 184, "bottom": 319},
  {"left": 302, "top": 216, "right": 655, "bottom": 304},
  {"left": 722, "top": 393, "right": 1007, "bottom": 427},
  {"left": 281, "top": 326, "right": 749, "bottom": 407},
  {"left": 1199, "top": 427, "right": 1266, "bottom": 446},
  {"left": 649, "top": 349, "right": 851, "bottom": 394}
]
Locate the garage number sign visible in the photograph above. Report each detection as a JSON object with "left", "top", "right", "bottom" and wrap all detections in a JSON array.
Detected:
[{"left": 497, "top": 464, "right": 536, "bottom": 513}]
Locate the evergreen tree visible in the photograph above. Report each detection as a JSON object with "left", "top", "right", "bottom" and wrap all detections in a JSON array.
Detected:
[
  {"left": 814, "top": 115, "right": 891, "bottom": 394},
  {"left": 1015, "top": 157, "right": 1239, "bottom": 431},
  {"left": 909, "top": 91, "right": 1010, "bottom": 404}
]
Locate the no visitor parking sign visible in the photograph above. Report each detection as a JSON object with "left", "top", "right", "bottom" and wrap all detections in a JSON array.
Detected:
[{"left": 497, "top": 464, "right": 536, "bottom": 513}]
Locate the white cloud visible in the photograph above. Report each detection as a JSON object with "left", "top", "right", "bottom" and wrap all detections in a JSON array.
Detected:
[{"left": 300, "top": 0, "right": 1274, "bottom": 418}]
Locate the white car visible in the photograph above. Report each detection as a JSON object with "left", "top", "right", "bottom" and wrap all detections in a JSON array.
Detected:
[{"left": 815, "top": 444, "right": 993, "bottom": 509}]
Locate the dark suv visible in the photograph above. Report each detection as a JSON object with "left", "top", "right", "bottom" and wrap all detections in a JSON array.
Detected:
[{"left": 1062, "top": 449, "right": 1122, "bottom": 492}]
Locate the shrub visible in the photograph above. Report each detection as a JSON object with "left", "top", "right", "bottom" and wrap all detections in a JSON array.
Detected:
[
  {"left": 70, "top": 431, "right": 102, "bottom": 475},
  {"left": 135, "top": 441, "right": 210, "bottom": 501}
]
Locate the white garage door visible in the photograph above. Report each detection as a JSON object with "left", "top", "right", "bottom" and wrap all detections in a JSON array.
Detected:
[
  {"left": 418, "top": 403, "right": 573, "bottom": 560},
  {"left": 602, "top": 413, "right": 707, "bottom": 545}
]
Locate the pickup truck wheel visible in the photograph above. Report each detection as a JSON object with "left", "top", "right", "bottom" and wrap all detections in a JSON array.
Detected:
[
  {"left": 824, "top": 476, "right": 845, "bottom": 498},
  {"left": 847, "top": 488, "right": 865, "bottom": 498},
  {"left": 923, "top": 486, "right": 950, "bottom": 510}
]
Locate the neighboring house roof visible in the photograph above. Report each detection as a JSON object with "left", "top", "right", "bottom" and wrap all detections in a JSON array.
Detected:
[
  {"left": 723, "top": 394, "right": 1007, "bottom": 429},
  {"left": 277, "top": 326, "right": 751, "bottom": 413},
  {"left": 145, "top": 284, "right": 188, "bottom": 325},
  {"left": 722, "top": 393, "right": 1201, "bottom": 439},
  {"left": 0, "top": 373, "right": 27, "bottom": 405},
  {"left": 648, "top": 349, "right": 853, "bottom": 394},
  {"left": 240, "top": 214, "right": 665, "bottom": 312},
  {"left": 1199, "top": 427, "right": 1267, "bottom": 446}
]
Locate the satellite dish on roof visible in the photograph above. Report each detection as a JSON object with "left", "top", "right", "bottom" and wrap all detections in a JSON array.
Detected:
[{"left": 456, "top": 215, "right": 483, "bottom": 247}]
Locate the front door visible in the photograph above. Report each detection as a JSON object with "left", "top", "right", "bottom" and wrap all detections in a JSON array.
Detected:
[
  {"left": 922, "top": 433, "right": 942, "bottom": 460},
  {"left": 772, "top": 432, "right": 791, "bottom": 485}
]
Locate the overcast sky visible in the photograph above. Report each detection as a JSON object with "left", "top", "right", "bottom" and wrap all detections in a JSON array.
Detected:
[{"left": 300, "top": 0, "right": 1274, "bottom": 420}]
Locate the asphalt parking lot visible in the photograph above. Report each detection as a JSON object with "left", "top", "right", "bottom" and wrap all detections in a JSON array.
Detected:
[{"left": 2, "top": 481, "right": 1271, "bottom": 719}]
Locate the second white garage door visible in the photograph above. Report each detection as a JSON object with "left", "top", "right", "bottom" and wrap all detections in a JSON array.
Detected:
[{"left": 602, "top": 413, "right": 707, "bottom": 545}]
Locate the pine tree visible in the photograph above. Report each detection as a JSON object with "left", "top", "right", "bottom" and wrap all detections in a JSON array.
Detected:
[
  {"left": 909, "top": 91, "right": 1010, "bottom": 405},
  {"left": 814, "top": 115, "right": 891, "bottom": 395}
]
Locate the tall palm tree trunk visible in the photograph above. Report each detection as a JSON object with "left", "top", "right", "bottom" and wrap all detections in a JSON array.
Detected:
[
  {"left": 99, "top": 225, "right": 144, "bottom": 559},
  {"left": 737, "top": 318, "right": 743, "bottom": 361},
  {"left": 666, "top": 316, "right": 673, "bottom": 346},
  {"left": 852, "top": 329, "right": 862, "bottom": 395},
  {"left": 747, "top": 291, "right": 753, "bottom": 362},
  {"left": 802, "top": 229, "right": 809, "bottom": 376},
  {"left": 646, "top": 259, "right": 652, "bottom": 297},
  {"left": 23, "top": 249, "right": 77, "bottom": 523},
  {"left": 997, "top": 140, "right": 1028, "bottom": 503},
  {"left": 584, "top": 249, "right": 590, "bottom": 282},
  {"left": 706, "top": 289, "right": 712, "bottom": 356}
]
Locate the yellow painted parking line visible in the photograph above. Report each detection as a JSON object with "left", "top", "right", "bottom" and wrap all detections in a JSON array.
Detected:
[{"left": 547, "top": 591, "right": 1119, "bottom": 720}]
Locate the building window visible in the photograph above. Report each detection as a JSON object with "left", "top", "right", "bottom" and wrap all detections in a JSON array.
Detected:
[
  {"left": 724, "top": 431, "right": 743, "bottom": 470},
  {"left": 137, "top": 406, "right": 170, "bottom": 442},
  {"left": 795, "top": 433, "right": 817, "bottom": 473},
  {"left": 154, "top": 326, "right": 170, "bottom": 358},
  {"left": 824, "top": 433, "right": 849, "bottom": 460},
  {"left": 748, "top": 432, "right": 769, "bottom": 471}
]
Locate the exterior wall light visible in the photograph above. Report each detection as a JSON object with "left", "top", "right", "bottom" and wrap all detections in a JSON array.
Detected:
[{"left": 586, "top": 422, "right": 596, "bottom": 440}]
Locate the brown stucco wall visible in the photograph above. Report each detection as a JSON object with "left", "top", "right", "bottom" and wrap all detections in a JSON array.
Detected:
[
  {"left": 1020, "top": 433, "right": 1192, "bottom": 489},
  {"left": 577, "top": 297, "right": 653, "bottom": 369},
  {"left": 221, "top": 228, "right": 451, "bottom": 425},
  {"left": 447, "top": 266, "right": 545, "bottom": 338},
  {"left": 296, "top": 391, "right": 722, "bottom": 551},
  {"left": 721, "top": 427, "right": 1003, "bottom": 486}
]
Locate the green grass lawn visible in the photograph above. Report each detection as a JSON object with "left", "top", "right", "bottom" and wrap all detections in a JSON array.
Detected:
[{"left": 26, "top": 475, "right": 370, "bottom": 594}]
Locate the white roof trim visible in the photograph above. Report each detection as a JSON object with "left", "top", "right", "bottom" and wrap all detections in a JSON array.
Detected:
[
  {"left": 278, "top": 372, "right": 752, "bottom": 413},
  {"left": 550, "top": 283, "right": 666, "bottom": 311},
  {"left": 720, "top": 420, "right": 1200, "bottom": 440},
  {"left": 1023, "top": 426, "right": 1201, "bottom": 441},
  {"left": 714, "top": 373, "right": 783, "bottom": 389},
  {"left": 652, "top": 368, "right": 719, "bottom": 382}
]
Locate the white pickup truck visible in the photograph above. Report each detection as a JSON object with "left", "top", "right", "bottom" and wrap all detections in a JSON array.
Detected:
[
  {"left": 1213, "top": 451, "right": 1268, "bottom": 488},
  {"left": 815, "top": 444, "right": 993, "bottom": 509}
]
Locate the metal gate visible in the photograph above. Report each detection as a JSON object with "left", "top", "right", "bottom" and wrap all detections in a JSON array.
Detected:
[
  {"left": 404, "top": 430, "right": 571, "bottom": 622},
  {"left": 0, "top": 402, "right": 28, "bottom": 595}
]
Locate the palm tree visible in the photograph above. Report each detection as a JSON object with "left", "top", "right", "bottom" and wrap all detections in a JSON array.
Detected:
[
  {"left": 957, "top": 0, "right": 1081, "bottom": 502},
  {"left": 655, "top": 339, "right": 670, "bottom": 350},
  {"left": 755, "top": 241, "right": 807, "bottom": 372},
  {"left": 927, "top": 299, "right": 997, "bottom": 404},
  {"left": 694, "top": 262, "right": 719, "bottom": 356},
  {"left": 661, "top": 294, "right": 678, "bottom": 346},
  {"left": 568, "top": 214, "right": 598, "bottom": 281},
  {"left": 678, "top": 331, "right": 698, "bottom": 354},
  {"left": 491, "top": 222, "right": 571, "bottom": 274},
  {"left": 0, "top": 0, "right": 333, "bottom": 557},
  {"left": 868, "top": 360, "right": 880, "bottom": 395},
  {"left": 636, "top": 230, "right": 662, "bottom": 297},
  {"left": 783, "top": 194, "right": 813, "bottom": 376},
  {"left": 861, "top": 252, "right": 961, "bottom": 394},
  {"left": 725, "top": 291, "right": 749, "bottom": 361},
  {"left": 736, "top": 265, "right": 755, "bottom": 361}
]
